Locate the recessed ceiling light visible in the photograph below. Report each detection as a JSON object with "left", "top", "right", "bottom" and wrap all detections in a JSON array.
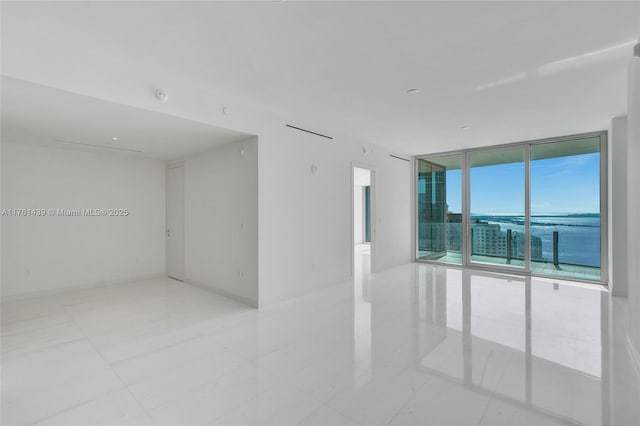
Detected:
[
  {"left": 407, "top": 88, "right": 421, "bottom": 94},
  {"left": 112, "top": 137, "right": 119, "bottom": 141}
]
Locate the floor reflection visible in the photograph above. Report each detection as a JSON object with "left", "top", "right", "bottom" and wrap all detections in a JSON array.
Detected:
[
  {"left": 353, "top": 243, "right": 372, "bottom": 388},
  {"left": 3, "top": 260, "right": 638, "bottom": 425},
  {"left": 412, "top": 265, "right": 639, "bottom": 425}
]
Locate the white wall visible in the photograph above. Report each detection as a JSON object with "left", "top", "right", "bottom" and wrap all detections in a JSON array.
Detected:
[
  {"left": 627, "top": 48, "right": 640, "bottom": 358},
  {"left": 610, "top": 116, "right": 628, "bottom": 296},
  {"left": 1, "top": 139, "right": 3, "bottom": 296},
  {"left": 1, "top": 142, "right": 166, "bottom": 298},
  {"left": 373, "top": 155, "right": 413, "bottom": 273},
  {"left": 5, "top": 76, "right": 414, "bottom": 307},
  {"left": 257, "top": 127, "right": 413, "bottom": 305},
  {"left": 184, "top": 138, "right": 258, "bottom": 307}
]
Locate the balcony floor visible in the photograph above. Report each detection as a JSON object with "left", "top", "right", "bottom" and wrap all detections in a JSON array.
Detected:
[{"left": 418, "top": 251, "right": 601, "bottom": 281}]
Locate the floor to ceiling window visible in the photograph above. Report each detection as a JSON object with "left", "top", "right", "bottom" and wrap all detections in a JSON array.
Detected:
[
  {"left": 416, "top": 132, "right": 607, "bottom": 283},
  {"left": 529, "top": 136, "right": 602, "bottom": 280},
  {"left": 417, "top": 154, "right": 462, "bottom": 264},
  {"left": 469, "top": 147, "right": 526, "bottom": 268}
]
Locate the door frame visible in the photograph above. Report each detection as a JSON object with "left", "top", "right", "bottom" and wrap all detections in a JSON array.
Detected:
[
  {"left": 465, "top": 145, "right": 529, "bottom": 274},
  {"left": 166, "top": 161, "right": 185, "bottom": 281},
  {"left": 351, "top": 162, "right": 376, "bottom": 277}
]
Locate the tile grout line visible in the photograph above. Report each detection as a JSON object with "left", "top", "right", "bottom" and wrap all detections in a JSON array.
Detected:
[{"left": 60, "top": 303, "right": 158, "bottom": 426}]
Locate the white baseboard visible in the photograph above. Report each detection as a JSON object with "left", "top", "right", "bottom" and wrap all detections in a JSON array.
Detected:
[
  {"left": 0, "top": 273, "right": 166, "bottom": 303},
  {"left": 184, "top": 278, "right": 258, "bottom": 309}
]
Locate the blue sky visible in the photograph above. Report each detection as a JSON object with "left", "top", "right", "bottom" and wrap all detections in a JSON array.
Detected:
[{"left": 443, "top": 153, "right": 600, "bottom": 214}]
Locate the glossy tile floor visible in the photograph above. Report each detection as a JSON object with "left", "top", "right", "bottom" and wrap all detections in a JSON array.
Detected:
[{"left": 2, "top": 252, "right": 639, "bottom": 425}]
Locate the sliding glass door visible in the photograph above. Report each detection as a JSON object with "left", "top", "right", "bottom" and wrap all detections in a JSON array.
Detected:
[
  {"left": 416, "top": 132, "right": 606, "bottom": 283},
  {"left": 469, "top": 147, "right": 526, "bottom": 268},
  {"left": 529, "top": 137, "right": 602, "bottom": 280}
]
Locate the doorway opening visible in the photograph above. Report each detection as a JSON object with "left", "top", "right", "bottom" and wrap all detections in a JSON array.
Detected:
[
  {"left": 353, "top": 166, "right": 374, "bottom": 278},
  {"left": 352, "top": 165, "right": 374, "bottom": 388}
]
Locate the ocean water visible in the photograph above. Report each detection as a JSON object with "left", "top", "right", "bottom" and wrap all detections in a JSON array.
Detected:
[{"left": 473, "top": 214, "right": 600, "bottom": 267}]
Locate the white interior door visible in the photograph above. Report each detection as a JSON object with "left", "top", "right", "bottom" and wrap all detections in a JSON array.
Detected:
[{"left": 166, "top": 164, "right": 185, "bottom": 281}]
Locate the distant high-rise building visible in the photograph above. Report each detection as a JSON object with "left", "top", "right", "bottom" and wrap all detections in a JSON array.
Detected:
[
  {"left": 444, "top": 218, "right": 542, "bottom": 260},
  {"left": 418, "top": 161, "right": 447, "bottom": 257},
  {"left": 445, "top": 213, "right": 463, "bottom": 252}
]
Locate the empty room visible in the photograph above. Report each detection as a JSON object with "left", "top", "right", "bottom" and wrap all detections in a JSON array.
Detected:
[{"left": 1, "top": 2, "right": 639, "bottom": 426}]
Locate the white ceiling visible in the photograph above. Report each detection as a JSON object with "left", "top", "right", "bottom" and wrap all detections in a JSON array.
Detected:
[
  {"left": 1, "top": 2, "right": 639, "bottom": 155},
  {"left": 1, "top": 78, "right": 251, "bottom": 161}
]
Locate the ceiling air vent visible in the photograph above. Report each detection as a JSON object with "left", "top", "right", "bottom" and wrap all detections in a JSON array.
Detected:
[
  {"left": 389, "top": 154, "right": 410, "bottom": 162},
  {"left": 285, "top": 124, "right": 333, "bottom": 140},
  {"left": 54, "top": 139, "right": 142, "bottom": 153}
]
